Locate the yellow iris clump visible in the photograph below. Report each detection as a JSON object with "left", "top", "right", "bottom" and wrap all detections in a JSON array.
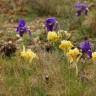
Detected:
[
  {"left": 67, "top": 48, "right": 81, "bottom": 63},
  {"left": 59, "top": 40, "right": 74, "bottom": 53},
  {"left": 47, "top": 31, "right": 59, "bottom": 42},
  {"left": 20, "top": 46, "right": 38, "bottom": 62}
]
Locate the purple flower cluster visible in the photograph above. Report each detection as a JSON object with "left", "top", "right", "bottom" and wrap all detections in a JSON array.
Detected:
[
  {"left": 45, "top": 17, "right": 57, "bottom": 31},
  {"left": 80, "top": 40, "right": 92, "bottom": 58},
  {"left": 75, "top": 2, "right": 88, "bottom": 16},
  {"left": 16, "top": 19, "right": 31, "bottom": 37}
]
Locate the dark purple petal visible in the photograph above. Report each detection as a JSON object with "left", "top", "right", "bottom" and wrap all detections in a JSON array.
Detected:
[
  {"left": 18, "top": 19, "right": 26, "bottom": 27},
  {"left": 16, "top": 19, "right": 31, "bottom": 37},
  {"left": 46, "top": 25, "right": 55, "bottom": 31},
  {"left": 76, "top": 10, "right": 81, "bottom": 16},
  {"left": 19, "top": 31, "right": 25, "bottom": 37},
  {"left": 75, "top": 2, "right": 88, "bottom": 16},
  {"left": 81, "top": 3, "right": 88, "bottom": 10},
  {"left": 46, "top": 17, "right": 56, "bottom": 24},
  {"left": 45, "top": 17, "right": 57, "bottom": 31},
  {"left": 80, "top": 40, "right": 91, "bottom": 53},
  {"left": 16, "top": 27, "right": 19, "bottom": 32},
  {"left": 80, "top": 40, "right": 92, "bottom": 58},
  {"left": 75, "top": 3, "right": 82, "bottom": 10},
  {"left": 87, "top": 50, "right": 92, "bottom": 58}
]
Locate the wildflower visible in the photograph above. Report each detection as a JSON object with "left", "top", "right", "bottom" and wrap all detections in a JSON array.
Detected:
[
  {"left": 92, "top": 52, "right": 96, "bottom": 63},
  {"left": 45, "top": 17, "right": 58, "bottom": 31},
  {"left": 64, "top": 31, "right": 71, "bottom": 38},
  {"left": 20, "top": 45, "right": 27, "bottom": 58},
  {"left": 67, "top": 48, "right": 81, "bottom": 63},
  {"left": 16, "top": 19, "right": 31, "bottom": 37},
  {"left": 26, "top": 49, "right": 37, "bottom": 62},
  {"left": 58, "top": 30, "right": 71, "bottom": 39},
  {"left": 80, "top": 40, "right": 92, "bottom": 58},
  {"left": 47, "top": 31, "right": 59, "bottom": 42},
  {"left": 59, "top": 40, "right": 73, "bottom": 53},
  {"left": 75, "top": 2, "right": 89, "bottom": 16},
  {"left": 87, "top": 50, "right": 92, "bottom": 58},
  {"left": 20, "top": 46, "right": 38, "bottom": 62},
  {"left": 67, "top": 48, "right": 82, "bottom": 76}
]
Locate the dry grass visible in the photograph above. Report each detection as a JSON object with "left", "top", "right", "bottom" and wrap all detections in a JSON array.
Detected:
[
  {"left": 0, "top": 47, "right": 96, "bottom": 96},
  {"left": 0, "top": 1, "right": 96, "bottom": 95},
  {"left": 30, "top": 0, "right": 75, "bottom": 16}
]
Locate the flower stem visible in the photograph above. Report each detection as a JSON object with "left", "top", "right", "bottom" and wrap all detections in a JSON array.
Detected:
[{"left": 75, "top": 62, "right": 78, "bottom": 76}]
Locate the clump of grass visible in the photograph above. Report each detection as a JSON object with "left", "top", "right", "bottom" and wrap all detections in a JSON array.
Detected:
[
  {"left": 30, "top": 0, "right": 75, "bottom": 16},
  {"left": 82, "top": 10, "right": 96, "bottom": 37},
  {"left": 0, "top": 41, "right": 17, "bottom": 57}
]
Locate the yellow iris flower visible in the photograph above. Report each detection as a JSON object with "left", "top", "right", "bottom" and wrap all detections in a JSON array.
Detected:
[
  {"left": 59, "top": 40, "right": 74, "bottom": 53},
  {"left": 47, "top": 31, "right": 59, "bottom": 42},
  {"left": 67, "top": 48, "right": 82, "bottom": 76},
  {"left": 64, "top": 31, "right": 71, "bottom": 38},
  {"left": 58, "top": 30, "right": 71, "bottom": 39},
  {"left": 92, "top": 52, "right": 96, "bottom": 63},
  {"left": 20, "top": 46, "right": 38, "bottom": 62},
  {"left": 67, "top": 48, "right": 81, "bottom": 63}
]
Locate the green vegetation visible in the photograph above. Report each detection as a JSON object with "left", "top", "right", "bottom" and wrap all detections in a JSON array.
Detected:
[{"left": 0, "top": 0, "right": 96, "bottom": 96}]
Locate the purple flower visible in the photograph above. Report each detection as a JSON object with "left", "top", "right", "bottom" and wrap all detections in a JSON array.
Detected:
[
  {"left": 87, "top": 50, "right": 92, "bottom": 58},
  {"left": 80, "top": 40, "right": 92, "bottom": 58},
  {"left": 75, "top": 2, "right": 88, "bottom": 16},
  {"left": 45, "top": 17, "right": 57, "bottom": 31},
  {"left": 16, "top": 19, "right": 31, "bottom": 37}
]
